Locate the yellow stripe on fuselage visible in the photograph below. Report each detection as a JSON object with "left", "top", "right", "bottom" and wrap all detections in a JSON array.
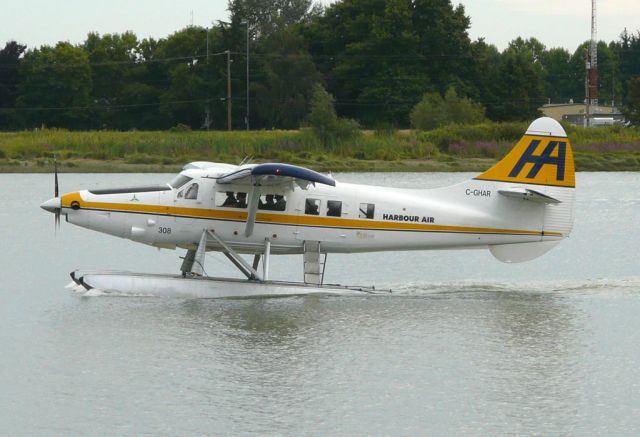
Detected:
[{"left": 60, "top": 192, "right": 563, "bottom": 237}]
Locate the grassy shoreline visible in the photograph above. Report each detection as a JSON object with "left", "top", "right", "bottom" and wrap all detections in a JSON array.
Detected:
[{"left": 1, "top": 122, "right": 639, "bottom": 173}]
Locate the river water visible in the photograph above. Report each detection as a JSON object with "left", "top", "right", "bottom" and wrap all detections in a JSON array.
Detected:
[{"left": 1, "top": 172, "right": 639, "bottom": 435}]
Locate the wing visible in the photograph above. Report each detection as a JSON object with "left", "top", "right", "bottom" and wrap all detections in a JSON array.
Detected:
[
  {"left": 214, "top": 163, "right": 335, "bottom": 237},
  {"left": 216, "top": 163, "right": 335, "bottom": 188}
]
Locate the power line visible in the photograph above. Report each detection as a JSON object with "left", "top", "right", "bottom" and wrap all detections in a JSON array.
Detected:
[{"left": 0, "top": 51, "right": 233, "bottom": 69}]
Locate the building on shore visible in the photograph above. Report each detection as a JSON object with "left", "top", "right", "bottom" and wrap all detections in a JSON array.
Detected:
[{"left": 539, "top": 102, "right": 626, "bottom": 127}]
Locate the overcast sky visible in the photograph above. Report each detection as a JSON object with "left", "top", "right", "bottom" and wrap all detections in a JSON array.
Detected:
[{"left": 2, "top": 0, "right": 639, "bottom": 52}]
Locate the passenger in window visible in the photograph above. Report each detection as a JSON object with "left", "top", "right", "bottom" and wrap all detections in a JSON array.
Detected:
[
  {"left": 236, "top": 192, "right": 248, "bottom": 208},
  {"left": 259, "top": 194, "right": 276, "bottom": 210},
  {"left": 274, "top": 195, "right": 286, "bottom": 211},
  {"left": 222, "top": 191, "right": 237, "bottom": 207},
  {"left": 305, "top": 199, "right": 320, "bottom": 215},
  {"left": 185, "top": 183, "right": 199, "bottom": 200}
]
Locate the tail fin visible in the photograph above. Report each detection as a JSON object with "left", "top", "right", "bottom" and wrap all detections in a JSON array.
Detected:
[
  {"left": 475, "top": 117, "right": 575, "bottom": 188},
  {"left": 475, "top": 117, "right": 576, "bottom": 263}
]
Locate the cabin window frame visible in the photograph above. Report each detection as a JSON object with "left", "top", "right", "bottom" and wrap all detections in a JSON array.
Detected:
[
  {"left": 305, "top": 198, "right": 321, "bottom": 215},
  {"left": 326, "top": 200, "right": 342, "bottom": 217}
]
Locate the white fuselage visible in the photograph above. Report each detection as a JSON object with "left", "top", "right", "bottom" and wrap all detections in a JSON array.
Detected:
[{"left": 60, "top": 167, "right": 569, "bottom": 255}]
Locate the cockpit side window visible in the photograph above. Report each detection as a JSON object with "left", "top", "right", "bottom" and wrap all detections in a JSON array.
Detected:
[{"left": 184, "top": 183, "right": 199, "bottom": 200}]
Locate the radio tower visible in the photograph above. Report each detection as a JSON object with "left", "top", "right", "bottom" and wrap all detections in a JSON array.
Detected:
[{"left": 588, "top": 0, "right": 598, "bottom": 106}]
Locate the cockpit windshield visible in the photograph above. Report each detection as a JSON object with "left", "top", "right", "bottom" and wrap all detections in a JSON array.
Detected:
[{"left": 168, "top": 174, "right": 193, "bottom": 189}]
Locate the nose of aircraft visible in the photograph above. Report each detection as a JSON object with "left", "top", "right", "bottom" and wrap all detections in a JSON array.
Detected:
[{"left": 40, "top": 197, "right": 61, "bottom": 213}]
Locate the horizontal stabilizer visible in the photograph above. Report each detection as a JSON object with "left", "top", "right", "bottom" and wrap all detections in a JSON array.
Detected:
[
  {"left": 498, "top": 187, "right": 561, "bottom": 204},
  {"left": 489, "top": 241, "right": 559, "bottom": 263}
]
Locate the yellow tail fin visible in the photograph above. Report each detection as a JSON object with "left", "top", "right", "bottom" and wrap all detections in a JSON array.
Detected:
[{"left": 475, "top": 117, "right": 575, "bottom": 188}]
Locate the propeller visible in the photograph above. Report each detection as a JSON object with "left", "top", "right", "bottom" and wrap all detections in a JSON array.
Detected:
[
  {"left": 40, "top": 156, "right": 63, "bottom": 228},
  {"left": 54, "top": 157, "right": 60, "bottom": 231}
]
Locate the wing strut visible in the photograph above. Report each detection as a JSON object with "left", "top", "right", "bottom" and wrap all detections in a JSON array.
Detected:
[{"left": 244, "top": 184, "right": 261, "bottom": 237}]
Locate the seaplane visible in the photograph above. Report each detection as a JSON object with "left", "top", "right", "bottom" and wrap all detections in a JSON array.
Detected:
[{"left": 41, "top": 117, "right": 575, "bottom": 298}]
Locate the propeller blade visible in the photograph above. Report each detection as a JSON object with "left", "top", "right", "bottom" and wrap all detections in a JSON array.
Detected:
[
  {"left": 54, "top": 157, "right": 59, "bottom": 198},
  {"left": 54, "top": 156, "right": 60, "bottom": 233}
]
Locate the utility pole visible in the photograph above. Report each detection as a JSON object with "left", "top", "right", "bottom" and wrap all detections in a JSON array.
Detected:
[
  {"left": 203, "top": 27, "right": 211, "bottom": 131},
  {"left": 240, "top": 20, "right": 250, "bottom": 130},
  {"left": 585, "top": 0, "right": 598, "bottom": 128},
  {"left": 226, "top": 50, "right": 232, "bottom": 131},
  {"left": 585, "top": 49, "right": 590, "bottom": 128}
]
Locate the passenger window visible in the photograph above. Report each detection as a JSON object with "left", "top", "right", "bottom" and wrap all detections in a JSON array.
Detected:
[
  {"left": 177, "top": 190, "right": 184, "bottom": 199},
  {"left": 184, "top": 183, "right": 199, "bottom": 200},
  {"left": 216, "top": 191, "right": 248, "bottom": 208},
  {"left": 327, "top": 200, "right": 342, "bottom": 217},
  {"left": 305, "top": 198, "right": 320, "bottom": 215},
  {"left": 259, "top": 194, "right": 275, "bottom": 210},
  {"left": 359, "top": 203, "right": 375, "bottom": 219},
  {"left": 274, "top": 195, "right": 286, "bottom": 211},
  {"left": 236, "top": 192, "right": 248, "bottom": 208},
  {"left": 217, "top": 191, "right": 237, "bottom": 207}
]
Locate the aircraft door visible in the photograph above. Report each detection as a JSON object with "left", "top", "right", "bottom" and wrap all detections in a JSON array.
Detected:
[
  {"left": 294, "top": 193, "right": 354, "bottom": 245},
  {"left": 173, "top": 181, "right": 205, "bottom": 224}
]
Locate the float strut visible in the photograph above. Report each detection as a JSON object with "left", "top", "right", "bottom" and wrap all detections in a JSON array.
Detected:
[
  {"left": 180, "top": 249, "right": 196, "bottom": 277},
  {"left": 206, "top": 230, "right": 262, "bottom": 281},
  {"left": 263, "top": 239, "right": 271, "bottom": 281}
]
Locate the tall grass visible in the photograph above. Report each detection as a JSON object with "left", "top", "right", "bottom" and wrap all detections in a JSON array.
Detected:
[{"left": 0, "top": 122, "right": 638, "bottom": 170}]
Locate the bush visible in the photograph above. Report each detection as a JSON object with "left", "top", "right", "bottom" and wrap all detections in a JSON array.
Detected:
[
  {"left": 411, "top": 87, "right": 486, "bottom": 130},
  {"left": 306, "top": 83, "right": 360, "bottom": 146},
  {"left": 170, "top": 123, "right": 192, "bottom": 132}
]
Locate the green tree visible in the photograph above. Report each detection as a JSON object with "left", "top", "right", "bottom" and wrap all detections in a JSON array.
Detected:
[
  {"left": 412, "top": 0, "right": 472, "bottom": 93},
  {"left": 341, "top": 0, "right": 427, "bottom": 126},
  {"left": 491, "top": 43, "right": 545, "bottom": 121},
  {"left": 0, "top": 41, "right": 26, "bottom": 130},
  {"left": 307, "top": 83, "right": 359, "bottom": 145},
  {"left": 304, "top": 0, "right": 473, "bottom": 127},
  {"left": 409, "top": 92, "right": 446, "bottom": 130},
  {"left": 252, "top": 27, "right": 322, "bottom": 128},
  {"left": 622, "top": 76, "right": 640, "bottom": 124},
  {"left": 465, "top": 39, "right": 501, "bottom": 120},
  {"left": 17, "top": 42, "right": 92, "bottom": 129},
  {"left": 539, "top": 47, "right": 576, "bottom": 103},
  {"left": 228, "top": 0, "right": 321, "bottom": 39},
  {"left": 154, "top": 27, "right": 215, "bottom": 129},
  {"left": 410, "top": 87, "right": 485, "bottom": 130},
  {"left": 613, "top": 29, "right": 640, "bottom": 106},
  {"left": 83, "top": 32, "right": 154, "bottom": 129}
]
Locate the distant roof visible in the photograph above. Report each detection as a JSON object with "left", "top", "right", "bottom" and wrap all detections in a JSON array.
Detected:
[{"left": 541, "top": 103, "right": 585, "bottom": 108}]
